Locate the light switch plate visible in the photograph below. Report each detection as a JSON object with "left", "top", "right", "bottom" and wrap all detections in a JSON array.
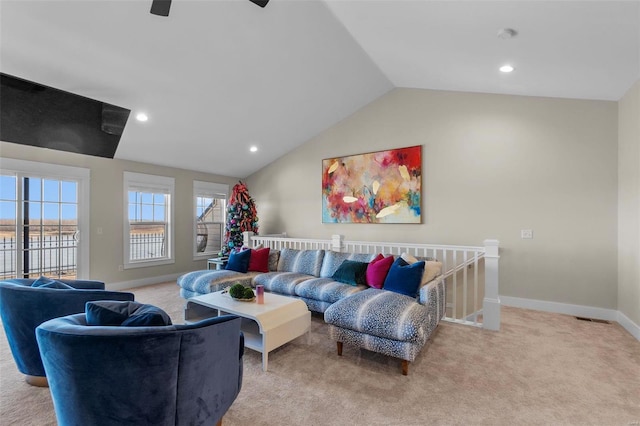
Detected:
[{"left": 521, "top": 229, "right": 533, "bottom": 239}]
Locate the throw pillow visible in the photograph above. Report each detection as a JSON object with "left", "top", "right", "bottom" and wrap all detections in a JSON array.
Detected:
[
  {"left": 401, "top": 252, "right": 443, "bottom": 285},
  {"left": 268, "top": 249, "right": 280, "bottom": 272},
  {"left": 86, "top": 301, "right": 172, "bottom": 327},
  {"left": 422, "top": 261, "right": 443, "bottom": 284},
  {"left": 366, "top": 254, "right": 394, "bottom": 289},
  {"left": 225, "top": 248, "right": 251, "bottom": 273},
  {"left": 400, "top": 252, "right": 420, "bottom": 264},
  {"left": 332, "top": 260, "right": 369, "bottom": 286},
  {"left": 383, "top": 257, "right": 425, "bottom": 298},
  {"left": 86, "top": 301, "right": 135, "bottom": 326},
  {"left": 248, "top": 247, "right": 270, "bottom": 273},
  {"left": 31, "top": 276, "right": 73, "bottom": 289},
  {"left": 121, "top": 304, "right": 173, "bottom": 327}
]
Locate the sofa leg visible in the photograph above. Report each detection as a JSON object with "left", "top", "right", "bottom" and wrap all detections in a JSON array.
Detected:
[
  {"left": 337, "top": 341, "right": 343, "bottom": 356},
  {"left": 25, "top": 375, "right": 48, "bottom": 387},
  {"left": 216, "top": 417, "right": 223, "bottom": 426},
  {"left": 401, "top": 360, "right": 409, "bottom": 376}
]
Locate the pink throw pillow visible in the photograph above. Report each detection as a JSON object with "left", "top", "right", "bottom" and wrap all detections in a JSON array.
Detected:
[
  {"left": 248, "top": 247, "right": 270, "bottom": 273},
  {"left": 366, "top": 254, "right": 394, "bottom": 289}
]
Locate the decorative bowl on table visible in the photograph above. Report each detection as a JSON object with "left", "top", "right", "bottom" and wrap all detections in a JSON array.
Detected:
[
  {"left": 227, "top": 283, "right": 256, "bottom": 302},
  {"left": 231, "top": 296, "right": 256, "bottom": 302}
]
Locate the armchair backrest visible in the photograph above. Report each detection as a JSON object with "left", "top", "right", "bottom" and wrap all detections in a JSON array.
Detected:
[
  {"left": 36, "top": 314, "right": 243, "bottom": 426},
  {"left": 1, "top": 278, "right": 106, "bottom": 290}
]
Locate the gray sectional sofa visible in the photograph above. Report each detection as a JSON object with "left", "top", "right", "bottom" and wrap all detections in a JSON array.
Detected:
[{"left": 177, "top": 247, "right": 445, "bottom": 374}]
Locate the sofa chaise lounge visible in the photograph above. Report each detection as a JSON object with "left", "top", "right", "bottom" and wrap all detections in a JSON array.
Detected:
[{"left": 178, "top": 246, "right": 445, "bottom": 374}]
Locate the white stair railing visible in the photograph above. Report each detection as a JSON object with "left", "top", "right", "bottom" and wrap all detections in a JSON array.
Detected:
[{"left": 243, "top": 232, "right": 500, "bottom": 330}]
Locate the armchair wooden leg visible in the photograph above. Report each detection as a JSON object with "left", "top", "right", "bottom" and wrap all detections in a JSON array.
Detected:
[
  {"left": 401, "top": 360, "right": 409, "bottom": 376},
  {"left": 337, "top": 341, "right": 343, "bottom": 356},
  {"left": 25, "top": 375, "right": 48, "bottom": 387},
  {"left": 216, "top": 418, "right": 222, "bottom": 426}
]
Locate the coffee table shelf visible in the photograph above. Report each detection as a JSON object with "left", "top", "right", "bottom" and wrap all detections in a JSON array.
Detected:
[{"left": 185, "top": 291, "right": 311, "bottom": 372}]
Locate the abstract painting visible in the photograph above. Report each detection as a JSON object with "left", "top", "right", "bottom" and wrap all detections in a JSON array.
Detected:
[{"left": 322, "top": 145, "right": 422, "bottom": 223}]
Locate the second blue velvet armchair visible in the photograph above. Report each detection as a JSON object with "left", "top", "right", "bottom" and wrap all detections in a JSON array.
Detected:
[
  {"left": 37, "top": 311, "right": 244, "bottom": 426},
  {"left": 0, "top": 278, "right": 134, "bottom": 386}
]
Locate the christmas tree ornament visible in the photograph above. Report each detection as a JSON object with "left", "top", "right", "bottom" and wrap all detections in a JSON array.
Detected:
[{"left": 222, "top": 181, "right": 259, "bottom": 255}]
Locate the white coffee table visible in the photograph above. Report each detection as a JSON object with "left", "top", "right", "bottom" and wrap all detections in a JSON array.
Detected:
[{"left": 184, "top": 290, "right": 311, "bottom": 372}]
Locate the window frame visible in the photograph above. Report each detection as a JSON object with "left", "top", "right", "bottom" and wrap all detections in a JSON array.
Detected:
[
  {"left": 193, "top": 181, "right": 228, "bottom": 260},
  {"left": 123, "top": 172, "right": 175, "bottom": 269},
  {"left": 0, "top": 158, "right": 90, "bottom": 279}
]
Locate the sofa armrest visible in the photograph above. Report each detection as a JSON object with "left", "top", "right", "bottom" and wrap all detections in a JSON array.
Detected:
[{"left": 418, "top": 276, "right": 445, "bottom": 325}]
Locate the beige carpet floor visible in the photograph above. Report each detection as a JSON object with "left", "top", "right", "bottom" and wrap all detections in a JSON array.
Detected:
[{"left": 1, "top": 281, "right": 639, "bottom": 425}]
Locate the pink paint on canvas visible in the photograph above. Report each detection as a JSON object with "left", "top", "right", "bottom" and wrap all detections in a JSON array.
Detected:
[{"left": 322, "top": 145, "right": 421, "bottom": 223}]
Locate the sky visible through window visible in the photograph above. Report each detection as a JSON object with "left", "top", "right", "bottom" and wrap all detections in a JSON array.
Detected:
[
  {"left": 128, "top": 191, "right": 166, "bottom": 222},
  {"left": 196, "top": 196, "right": 214, "bottom": 218},
  {"left": 0, "top": 176, "right": 170, "bottom": 223},
  {"left": 0, "top": 175, "right": 78, "bottom": 221}
]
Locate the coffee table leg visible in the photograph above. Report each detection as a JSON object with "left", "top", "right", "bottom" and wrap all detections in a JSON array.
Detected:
[{"left": 261, "top": 334, "right": 268, "bottom": 372}]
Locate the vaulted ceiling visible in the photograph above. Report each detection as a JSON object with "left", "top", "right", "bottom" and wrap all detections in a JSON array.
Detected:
[{"left": 1, "top": 1, "right": 638, "bottom": 177}]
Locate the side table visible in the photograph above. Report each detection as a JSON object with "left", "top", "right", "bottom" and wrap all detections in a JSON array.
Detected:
[{"left": 207, "top": 258, "right": 227, "bottom": 270}]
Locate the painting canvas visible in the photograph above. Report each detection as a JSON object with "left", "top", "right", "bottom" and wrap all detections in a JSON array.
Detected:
[{"left": 322, "top": 145, "right": 422, "bottom": 223}]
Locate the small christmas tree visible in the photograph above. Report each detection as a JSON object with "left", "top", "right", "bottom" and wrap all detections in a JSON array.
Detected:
[{"left": 222, "top": 181, "right": 259, "bottom": 255}]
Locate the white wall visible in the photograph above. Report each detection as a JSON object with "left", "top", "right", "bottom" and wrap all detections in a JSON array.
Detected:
[
  {"left": 618, "top": 79, "right": 640, "bottom": 326},
  {"left": 246, "top": 88, "right": 619, "bottom": 310},
  {"left": 0, "top": 141, "right": 239, "bottom": 288}
]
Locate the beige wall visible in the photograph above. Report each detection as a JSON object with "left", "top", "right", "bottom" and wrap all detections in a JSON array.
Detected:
[
  {"left": 618, "top": 79, "right": 640, "bottom": 325},
  {"left": 0, "top": 141, "right": 239, "bottom": 286},
  {"left": 246, "top": 88, "right": 619, "bottom": 309}
]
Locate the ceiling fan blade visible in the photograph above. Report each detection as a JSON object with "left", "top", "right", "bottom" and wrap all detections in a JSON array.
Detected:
[
  {"left": 150, "top": 0, "right": 171, "bottom": 16},
  {"left": 249, "top": 0, "right": 269, "bottom": 7}
]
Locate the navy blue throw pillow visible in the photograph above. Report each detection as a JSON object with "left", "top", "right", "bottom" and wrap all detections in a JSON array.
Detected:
[
  {"left": 225, "top": 249, "right": 251, "bottom": 273},
  {"left": 383, "top": 257, "right": 425, "bottom": 298},
  {"left": 31, "top": 276, "right": 73, "bottom": 289},
  {"left": 121, "top": 304, "right": 173, "bottom": 327},
  {"left": 86, "top": 301, "right": 172, "bottom": 327},
  {"left": 332, "top": 260, "right": 369, "bottom": 286},
  {"left": 86, "top": 301, "right": 132, "bottom": 326}
]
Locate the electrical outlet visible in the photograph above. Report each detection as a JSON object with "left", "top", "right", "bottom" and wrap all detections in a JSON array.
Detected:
[
  {"left": 521, "top": 229, "right": 533, "bottom": 239},
  {"left": 118, "top": 265, "right": 124, "bottom": 271},
  {"left": 97, "top": 227, "right": 103, "bottom": 235}
]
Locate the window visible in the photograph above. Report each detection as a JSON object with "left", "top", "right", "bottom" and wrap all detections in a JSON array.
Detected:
[
  {"left": 123, "top": 172, "right": 174, "bottom": 269},
  {"left": 0, "top": 158, "right": 90, "bottom": 279},
  {"left": 193, "top": 181, "right": 228, "bottom": 258}
]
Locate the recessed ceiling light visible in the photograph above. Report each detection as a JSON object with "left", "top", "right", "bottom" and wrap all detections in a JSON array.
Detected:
[
  {"left": 136, "top": 112, "right": 148, "bottom": 122},
  {"left": 499, "top": 65, "right": 515, "bottom": 73},
  {"left": 249, "top": 146, "right": 258, "bottom": 153}
]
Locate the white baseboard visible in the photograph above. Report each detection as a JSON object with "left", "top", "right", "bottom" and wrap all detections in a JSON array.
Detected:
[
  {"left": 500, "top": 295, "right": 640, "bottom": 341},
  {"left": 106, "top": 272, "right": 185, "bottom": 291},
  {"left": 616, "top": 310, "right": 640, "bottom": 341}
]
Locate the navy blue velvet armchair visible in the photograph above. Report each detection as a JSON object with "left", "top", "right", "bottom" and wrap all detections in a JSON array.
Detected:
[
  {"left": 36, "top": 313, "right": 244, "bottom": 426},
  {"left": 0, "top": 278, "right": 134, "bottom": 386}
]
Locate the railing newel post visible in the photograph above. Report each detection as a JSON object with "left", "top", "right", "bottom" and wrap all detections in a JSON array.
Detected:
[{"left": 482, "top": 239, "right": 500, "bottom": 331}]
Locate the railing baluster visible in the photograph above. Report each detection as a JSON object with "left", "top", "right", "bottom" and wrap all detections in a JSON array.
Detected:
[
  {"left": 473, "top": 253, "right": 479, "bottom": 324},
  {"left": 462, "top": 250, "right": 468, "bottom": 321}
]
